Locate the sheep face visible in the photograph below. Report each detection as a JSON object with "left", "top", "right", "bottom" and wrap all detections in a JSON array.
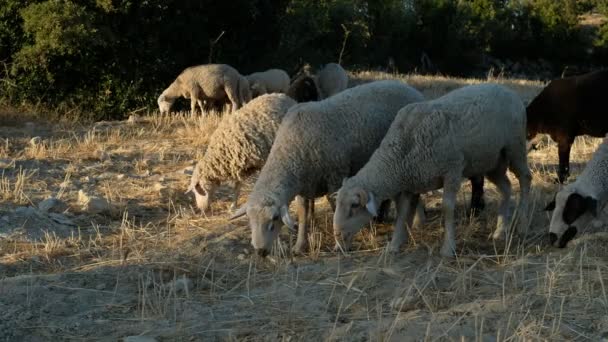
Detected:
[
  {"left": 333, "top": 187, "right": 376, "bottom": 251},
  {"left": 158, "top": 95, "right": 174, "bottom": 114},
  {"left": 546, "top": 189, "right": 598, "bottom": 248},
  {"left": 250, "top": 82, "right": 265, "bottom": 98},
  {"left": 244, "top": 203, "right": 294, "bottom": 257}
]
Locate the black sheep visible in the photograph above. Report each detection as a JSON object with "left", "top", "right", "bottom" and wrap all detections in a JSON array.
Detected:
[{"left": 527, "top": 69, "right": 608, "bottom": 183}]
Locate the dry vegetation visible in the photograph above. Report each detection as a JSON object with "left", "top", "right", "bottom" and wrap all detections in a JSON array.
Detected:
[{"left": 1, "top": 72, "right": 607, "bottom": 341}]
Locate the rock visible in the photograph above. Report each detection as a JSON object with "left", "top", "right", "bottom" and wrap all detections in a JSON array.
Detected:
[
  {"left": 38, "top": 197, "right": 67, "bottom": 213},
  {"left": 237, "top": 254, "right": 246, "bottom": 261},
  {"left": 127, "top": 114, "right": 144, "bottom": 124},
  {"left": 29, "top": 137, "right": 42, "bottom": 146},
  {"left": 116, "top": 174, "right": 126, "bottom": 180},
  {"left": 14, "top": 206, "right": 37, "bottom": 217},
  {"left": 181, "top": 166, "right": 194, "bottom": 175},
  {"left": 78, "top": 190, "right": 111, "bottom": 214},
  {"left": 123, "top": 337, "right": 158, "bottom": 342},
  {"left": 48, "top": 213, "right": 75, "bottom": 226}
]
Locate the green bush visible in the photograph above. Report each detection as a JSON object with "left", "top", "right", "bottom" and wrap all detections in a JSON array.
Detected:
[{"left": 0, "top": 0, "right": 605, "bottom": 120}]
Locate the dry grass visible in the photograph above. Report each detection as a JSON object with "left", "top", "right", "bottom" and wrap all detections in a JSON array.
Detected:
[{"left": 0, "top": 72, "right": 606, "bottom": 341}]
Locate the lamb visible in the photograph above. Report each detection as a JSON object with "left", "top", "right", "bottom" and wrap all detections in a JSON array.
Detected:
[
  {"left": 333, "top": 84, "right": 531, "bottom": 257},
  {"left": 527, "top": 69, "right": 608, "bottom": 183},
  {"left": 317, "top": 63, "right": 348, "bottom": 99},
  {"left": 247, "top": 69, "right": 290, "bottom": 98},
  {"left": 544, "top": 134, "right": 608, "bottom": 248},
  {"left": 186, "top": 94, "right": 297, "bottom": 212},
  {"left": 158, "top": 64, "right": 252, "bottom": 115},
  {"left": 286, "top": 75, "right": 320, "bottom": 103}
]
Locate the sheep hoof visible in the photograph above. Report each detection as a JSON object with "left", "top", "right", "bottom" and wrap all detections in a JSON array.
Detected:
[
  {"left": 293, "top": 241, "right": 307, "bottom": 255},
  {"left": 440, "top": 244, "right": 456, "bottom": 257}
]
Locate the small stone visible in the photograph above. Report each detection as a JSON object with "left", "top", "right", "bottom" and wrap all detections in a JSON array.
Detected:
[
  {"left": 237, "top": 254, "right": 246, "bottom": 260},
  {"left": 78, "top": 190, "right": 111, "bottom": 214},
  {"left": 243, "top": 248, "right": 250, "bottom": 255},
  {"left": 29, "top": 136, "right": 42, "bottom": 146},
  {"left": 123, "top": 337, "right": 158, "bottom": 342},
  {"left": 127, "top": 114, "right": 144, "bottom": 124},
  {"left": 116, "top": 174, "right": 126, "bottom": 180},
  {"left": 38, "top": 197, "right": 67, "bottom": 213},
  {"left": 181, "top": 166, "right": 194, "bottom": 175}
]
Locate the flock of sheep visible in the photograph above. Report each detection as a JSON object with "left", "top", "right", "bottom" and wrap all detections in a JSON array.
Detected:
[{"left": 159, "top": 63, "right": 608, "bottom": 258}]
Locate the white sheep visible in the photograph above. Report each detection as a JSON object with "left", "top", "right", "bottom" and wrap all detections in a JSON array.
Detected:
[
  {"left": 186, "top": 94, "right": 297, "bottom": 212},
  {"left": 158, "top": 64, "right": 251, "bottom": 115},
  {"left": 230, "top": 80, "right": 426, "bottom": 256},
  {"left": 545, "top": 134, "right": 608, "bottom": 248},
  {"left": 333, "top": 84, "right": 531, "bottom": 257},
  {"left": 317, "top": 63, "right": 348, "bottom": 99},
  {"left": 247, "top": 69, "right": 290, "bottom": 98}
]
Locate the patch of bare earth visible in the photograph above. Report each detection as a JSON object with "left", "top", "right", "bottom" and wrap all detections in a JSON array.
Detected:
[{"left": 1, "top": 73, "right": 607, "bottom": 341}]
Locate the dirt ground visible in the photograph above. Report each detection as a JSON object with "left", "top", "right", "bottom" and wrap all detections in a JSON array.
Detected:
[{"left": 1, "top": 72, "right": 608, "bottom": 341}]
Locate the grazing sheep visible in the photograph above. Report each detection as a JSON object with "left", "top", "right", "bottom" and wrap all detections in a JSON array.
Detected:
[
  {"left": 317, "top": 63, "right": 348, "bottom": 99},
  {"left": 527, "top": 69, "right": 608, "bottom": 183},
  {"left": 333, "top": 84, "right": 531, "bottom": 257},
  {"left": 186, "top": 94, "right": 297, "bottom": 211},
  {"left": 545, "top": 134, "right": 608, "bottom": 248},
  {"left": 247, "top": 69, "right": 290, "bottom": 98},
  {"left": 286, "top": 75, "right": 320, "bottom": 102},
  {"left": 229, "top": 80, "right": 426, "bottom": 257},
  {"left": 158, "top": 64, "right": 252, "bottom": 115}
]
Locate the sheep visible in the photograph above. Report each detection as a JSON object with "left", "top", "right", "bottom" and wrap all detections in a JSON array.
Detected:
[
  {"left": 286, "top": 75, "right": 320, "bottom": 103},
  {"left": 527, "top": 69, "right": 608, "bottom": 183},
  {"left": 544, "top": 134, "right": 608, "bottom": 248},
  {"left": 246, "top": 69, "right": 290, "bottom": 98},
  {"left": 229, "top": 80, "right": 426, "bottom": 257},
  {"left": 158, "top": 64, "right": 252, "bottom": 115},
  {"left": 186, "top": 94, "right": 297, "bottom": 212},
  {"left": 317, "top": 63, "right": 348, "bottom": 99},
  {"left": 333, "top": 84, "right": 531, "bottom": 257}
]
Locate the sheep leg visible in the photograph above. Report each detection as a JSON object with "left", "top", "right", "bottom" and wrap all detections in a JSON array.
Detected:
[
  {"left": 486, "top": 162, "right": 512, "bottom": 240},
  {"left": 388, "top": 192, "right": 419, "bottom": 253},
  {"left": 508, "top": 149, "right": 532, "bottom": 237},
  {"left": 440, "top": 175, "right": 461, "bottom": 257},
  {"left": 468, "top": 176, "right": 485, "bottom": 216},
  {"left": 556, "top": 137, "right": 574, "bottom": 183},
  {"left": 375, "top": 199, "right": 392, "bottom": 223},
  {"left": 190, "top": 97, "right": 198, "bottom": 117},
  {"left": 294, "top": 195, "right": 309, "bottom": 254},
  {"left": 325, "top": 194, "right": 336, "bottom": 211},
  {"left": 230, "top": 182, "right": 241, "bottom": 210}
]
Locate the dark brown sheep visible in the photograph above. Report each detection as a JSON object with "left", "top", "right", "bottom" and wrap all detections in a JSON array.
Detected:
[
  {"left": 286, "top": 75, "right": 319, "bottom": 103},
  {"left": 527, "top": 69, "right": 608, "bottom": 183}
]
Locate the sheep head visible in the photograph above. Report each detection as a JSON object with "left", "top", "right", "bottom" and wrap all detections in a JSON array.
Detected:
[
  {"left": 333, "top": 184, "right": 378, "bottom": 251},
  {"left": 157, "top": 94, "right": 175, "bottom": 114},
  {"left": 546, "top": 189, "right": 598, "bottom": 248},
  {"left": 230, "top": 201, "right": 294, "bottom": 257}
]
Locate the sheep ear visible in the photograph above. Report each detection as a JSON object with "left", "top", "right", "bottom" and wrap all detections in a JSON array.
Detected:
[
  {"left": 586, "top": 196, "right": 598, "bottom": 217},
  {"left": 229, "top": 206, "right": 247, "bottom": 221},
  {"left": 365, "top": 192, "right": 378, "bottom": 217},
  {"left": 280, "top": 205, "right": 295, "bottom": 231}
]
